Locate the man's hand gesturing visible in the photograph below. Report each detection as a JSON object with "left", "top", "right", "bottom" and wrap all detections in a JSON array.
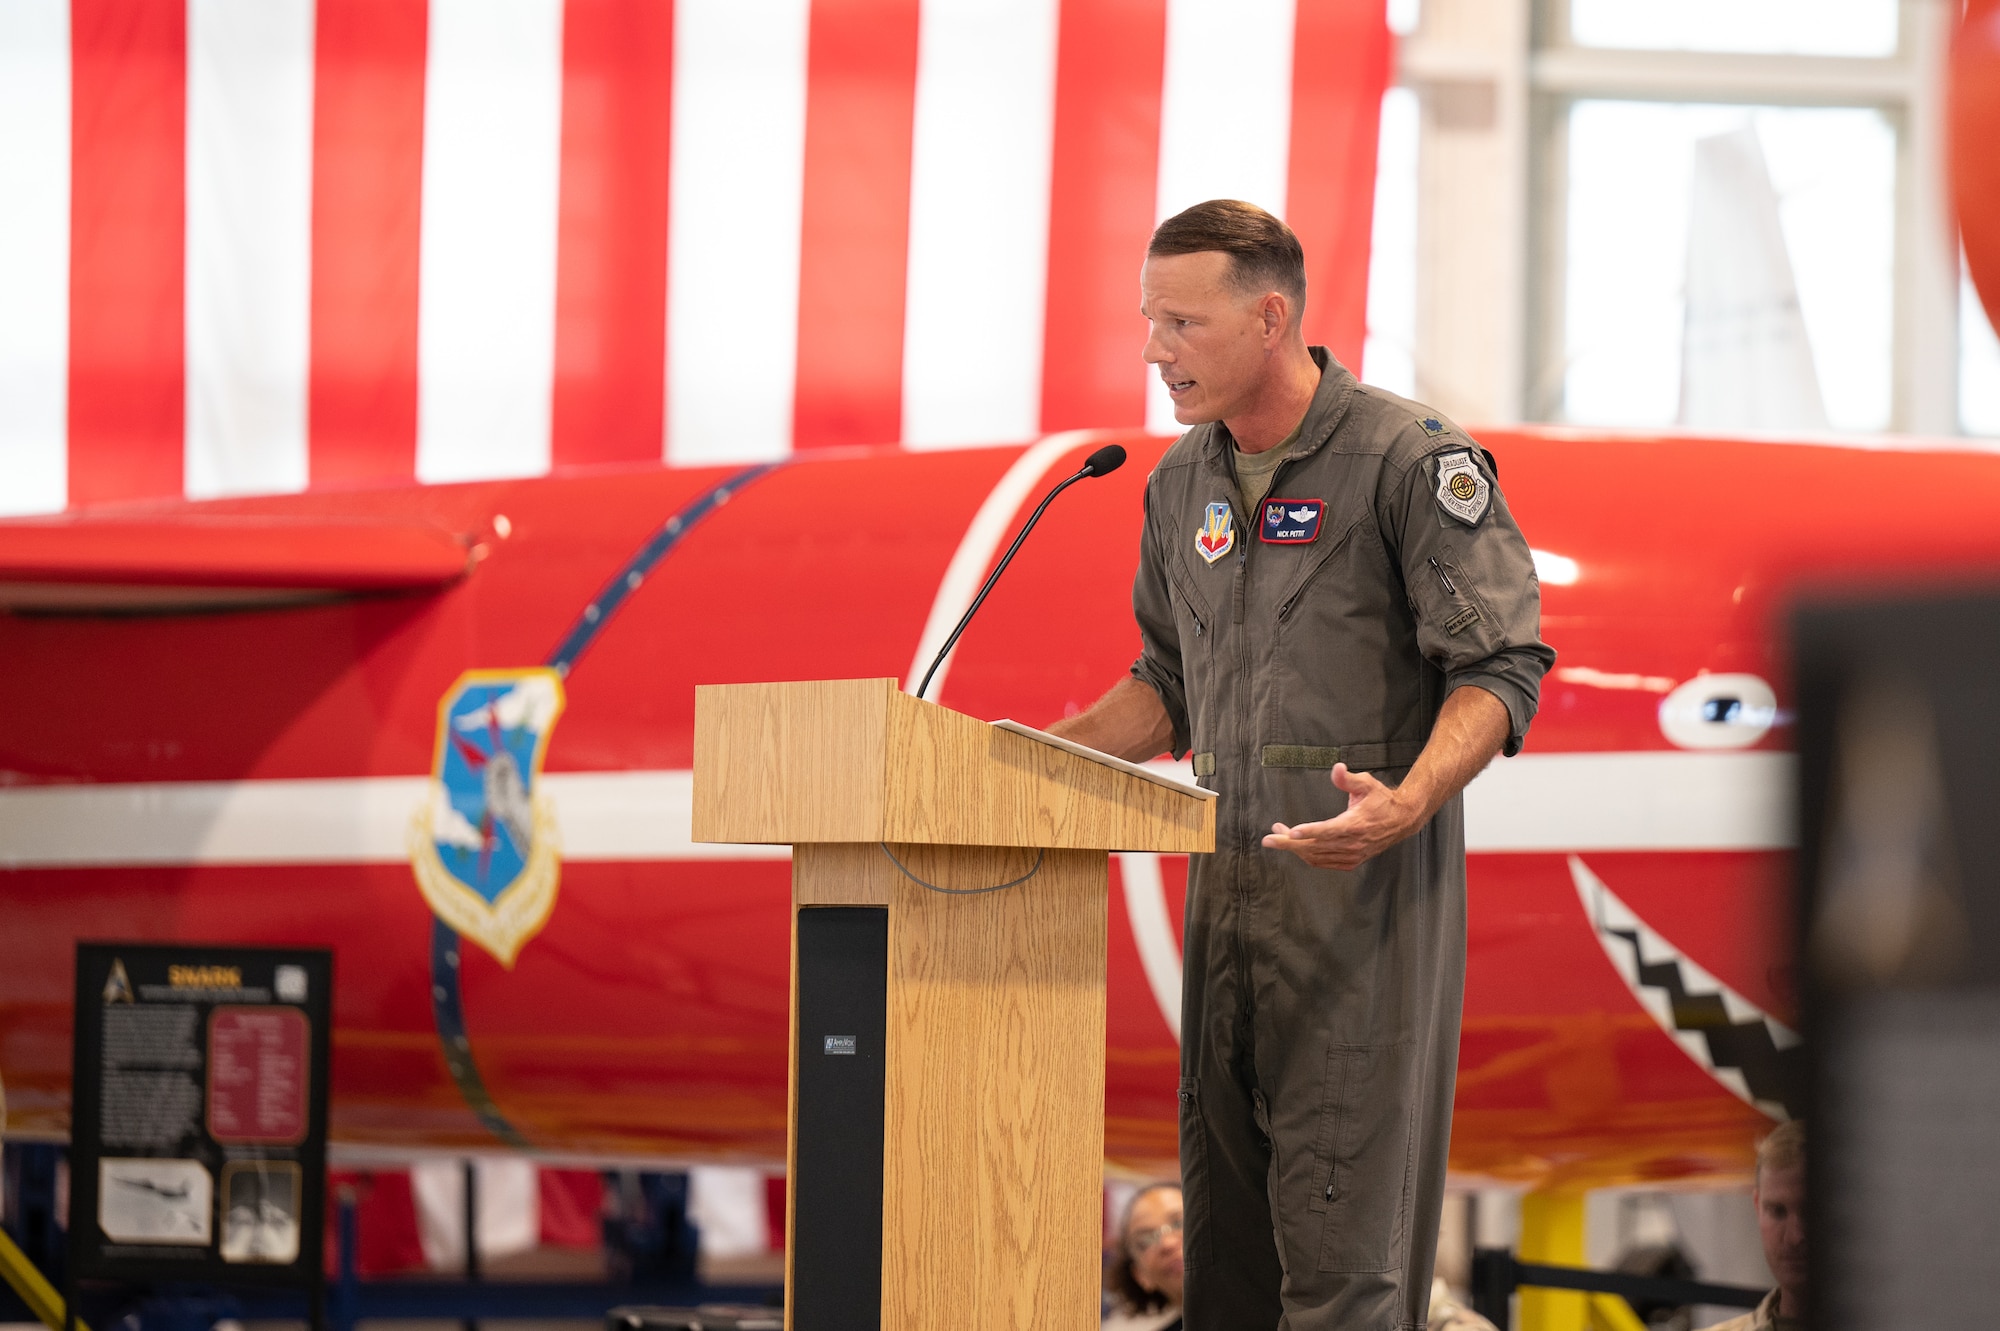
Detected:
[{"left": 1261, "top": 763, "right": 1422, "bottom": 871}]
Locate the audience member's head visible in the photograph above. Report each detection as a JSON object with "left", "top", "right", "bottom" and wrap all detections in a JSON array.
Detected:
[
  {"left": 1754, "top": 1120, "right": 1806, "bottom": 1316},
  {"left": 1108, "top": 1182, "right": 1184, "bottom": 1314}
]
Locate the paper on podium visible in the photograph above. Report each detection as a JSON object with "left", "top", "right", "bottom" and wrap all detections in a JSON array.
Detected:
[{"left": 990, "top": 720, "right": 1217, "bottom": 800}]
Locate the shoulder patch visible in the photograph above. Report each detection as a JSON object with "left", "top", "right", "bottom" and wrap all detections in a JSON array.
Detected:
[{"left": 1433, "top": 450, "right": 1490, "bottom": 526}]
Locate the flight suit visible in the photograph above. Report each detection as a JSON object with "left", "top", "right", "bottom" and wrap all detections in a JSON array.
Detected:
[{"left": 1129, "top": 349, "right": 1554, "bottom": 1330}]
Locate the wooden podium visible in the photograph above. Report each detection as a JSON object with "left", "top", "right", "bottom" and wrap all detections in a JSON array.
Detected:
[{"left": 691, "top": 678, "right": 1215, "bottom": 1331}]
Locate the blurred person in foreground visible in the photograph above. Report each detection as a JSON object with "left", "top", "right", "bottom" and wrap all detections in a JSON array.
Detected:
[
  {"left": 1701, "top": 1121, "right": 1805, "bottom": 1331},
  {"left": 1106, "top": 1183, "right": 1184, "bottom": 1330}
]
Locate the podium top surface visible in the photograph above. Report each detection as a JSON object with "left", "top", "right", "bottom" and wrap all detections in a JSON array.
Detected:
[{"left": 691, "top": 678, "right": 1216, "bottom": 852}]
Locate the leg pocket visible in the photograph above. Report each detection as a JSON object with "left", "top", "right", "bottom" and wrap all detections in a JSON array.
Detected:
[
  {"left": 1177, "top": 1076, "right": 1210, "bottom": 1273},
  {"left": 1314, "top": 1042, "right": 1420, "bottom": 1274}
]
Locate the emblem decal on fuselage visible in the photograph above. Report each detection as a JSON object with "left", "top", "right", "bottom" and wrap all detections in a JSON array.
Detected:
[
  {"left": 409, "top": 668, "right": 567, "bottom": 967},
  {"left": 1195, "top": 501, "right": 1235, "bottom": 564},
  {"left": 1259, "top": 497, "right": 1324, "bottom": 544}
]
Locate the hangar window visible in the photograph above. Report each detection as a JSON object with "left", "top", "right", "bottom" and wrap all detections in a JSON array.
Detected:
[
  {"left": 1568, "top": 0, "right": 1900, "bottom": 59},
  {"left": 1392, "top": 0, "right": 1969, "bottom": 438},
  {"left": 1561, "top": 101, "right": 1895, "bottom": 432}
]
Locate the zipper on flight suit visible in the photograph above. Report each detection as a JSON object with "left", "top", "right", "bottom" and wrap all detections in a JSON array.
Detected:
[
  {"left": 1276, "top": 524, "right": 1357, "bottom": 622},
  {"left": 1168, "top": 564, "right": 1207, "bottom": 637}
]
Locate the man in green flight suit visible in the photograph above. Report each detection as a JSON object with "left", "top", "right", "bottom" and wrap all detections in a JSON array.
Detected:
[{"left": 1049, "top": 199, "right": 1554, "bottom": 1329}]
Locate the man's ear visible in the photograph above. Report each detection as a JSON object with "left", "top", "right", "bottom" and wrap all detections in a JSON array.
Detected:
[{"left": 1261, "top": 291, "right": 1289, "bottom": 340}]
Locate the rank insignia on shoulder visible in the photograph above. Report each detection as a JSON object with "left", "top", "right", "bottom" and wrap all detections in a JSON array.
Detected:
[
  {"left": 1419, "top": 416, "right": 1449, "bottom": 437},
  {"left": 1434, "top": 450, "right": 1490, "bottom": 526},
  {"left": 1259, "top": 497, "right": 1324, "bottom": 544},
  {"left": 1195, "top": 500, "right": 1235, "bottom": 564}
]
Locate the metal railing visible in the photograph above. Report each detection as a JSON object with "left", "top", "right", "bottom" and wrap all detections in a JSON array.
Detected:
[{"left": 1471, "top": 1248, "right": 1767, "bottom": 1329}]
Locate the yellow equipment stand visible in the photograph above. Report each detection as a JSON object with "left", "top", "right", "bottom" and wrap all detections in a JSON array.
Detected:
[
  {"left": 0, "top": 1228, "right": 89, "bottom": 1331},
  {"left": 1516, "top": 1189, "right": 1648, "bottom": 1331}
]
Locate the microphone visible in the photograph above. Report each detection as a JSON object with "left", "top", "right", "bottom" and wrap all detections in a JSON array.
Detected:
[{"left": 915, "top": 444, "right": 1128, "bottom": 700}]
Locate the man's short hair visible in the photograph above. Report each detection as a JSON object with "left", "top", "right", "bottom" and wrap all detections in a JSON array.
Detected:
[
  {"left": 1756, "top": 1119, "right": 1805, "bottom": 1183},
  {"left": 1148, "top": 199, "right": 1307, "bottom": 312}
]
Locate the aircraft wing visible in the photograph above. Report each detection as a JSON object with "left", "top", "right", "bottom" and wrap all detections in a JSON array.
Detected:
[{"left": 0, "top": 512, "right": 472, "bottom": 612}]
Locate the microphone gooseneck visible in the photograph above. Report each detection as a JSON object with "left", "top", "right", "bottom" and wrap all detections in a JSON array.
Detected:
[{"left": 914, "top": 445, "right": 1128, "bottom": 701}]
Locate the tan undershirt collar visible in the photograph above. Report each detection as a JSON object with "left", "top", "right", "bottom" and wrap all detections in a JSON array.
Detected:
[{"left": 1233, "top": 422, "right": 1302, "bottom": 512}]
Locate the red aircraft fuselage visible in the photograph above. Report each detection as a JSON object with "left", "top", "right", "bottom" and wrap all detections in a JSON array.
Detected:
[{"left": 4, "top": 426, "right": 1999, "bottom": 1189}]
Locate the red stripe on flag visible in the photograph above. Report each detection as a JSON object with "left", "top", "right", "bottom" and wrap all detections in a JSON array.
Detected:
[
  {"left": 1038, "top": 0, "right": 1166, "bottom": 434},
  {"left": 1285, "top": 0, "right": 1391, "bottom": 374},
  {"left": 550, "top": 0, "right": 676, "bottom": 468},
  {"left": 791, "top": 0, "right": 920, "bottom": 450},
  {"left": 307, "top": 0, "right": 427, "bottom": 488},
  {"left": 67, "top": 0, "right": 186, "bottom": 507}
]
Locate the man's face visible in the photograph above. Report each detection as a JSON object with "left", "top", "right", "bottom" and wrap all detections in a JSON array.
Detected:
[
  {"left": 1756, "top": 1164, "right": 1806, "bottom": 1299},
  {"left": 1125, "top": 1186, "right": 1184, "bottom": 1304},
  {"left": 1141, "top": 251, "right": 1283, "bottom": 425}
]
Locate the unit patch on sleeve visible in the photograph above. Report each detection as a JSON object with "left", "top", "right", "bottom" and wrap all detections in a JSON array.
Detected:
[
  {"left": 1195, "top": 500, "right": 1236, "bottom": 564},
  {"left": 1259, "top": 497, "right": 1324, "bottom": 544},
  {"left": 1433, "top": 450, "right": 1490, "bottom": 527}
]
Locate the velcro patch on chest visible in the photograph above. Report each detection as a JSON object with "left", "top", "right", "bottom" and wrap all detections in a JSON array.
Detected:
[
  {"left": 1194, "top": 500, "right": 1235, "bottom": 564},
  {"left": 1433, "top": 450, "right": 1490, "bottom": 526},
  {"left": 1258, "top": 497, "right": 1324, "bottom": 544}
]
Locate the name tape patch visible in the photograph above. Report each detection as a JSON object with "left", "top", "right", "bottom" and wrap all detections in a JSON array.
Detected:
[
  {"left": 824, "top": 1034, "right": 856, "bottom": 1055},
  {"left": 1259, "top": 497, "right": 1324, "bottom": 544}
]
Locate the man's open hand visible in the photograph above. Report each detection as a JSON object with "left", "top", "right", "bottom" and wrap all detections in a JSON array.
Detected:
[{"left": 1261, "top": 763, "right": 1423, "bottom": 871}]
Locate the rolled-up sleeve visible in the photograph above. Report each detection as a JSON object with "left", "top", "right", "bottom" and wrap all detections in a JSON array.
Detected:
[
  {"left": 1129, "top": 474, "right": 1191, "bottom": 758},
  {"left": 1384, "top": 436, "right": 1556, "bottom": 756}
]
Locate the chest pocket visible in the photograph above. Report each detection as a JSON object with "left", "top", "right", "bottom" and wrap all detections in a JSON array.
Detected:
[
  {"left": 1272, "top": 512, "right": 1362, "bottom": 625},
  {"left": 1265, "top": 513, "right": 1405, "bottom": 752}
]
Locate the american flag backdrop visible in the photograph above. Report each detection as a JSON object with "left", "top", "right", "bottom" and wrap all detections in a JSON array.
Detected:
[{"left": 0, "top": 0, "right": 1390, "bottom": 515}]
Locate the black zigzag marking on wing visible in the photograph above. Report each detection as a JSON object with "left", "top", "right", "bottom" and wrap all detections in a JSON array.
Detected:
[{"left": 1607, "top": 927, "right": 1805, "bottom": 1118}]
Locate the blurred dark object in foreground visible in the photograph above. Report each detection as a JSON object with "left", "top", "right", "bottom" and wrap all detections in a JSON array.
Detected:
[
  {"left": 1795, "top": 587, "right": 2000, "bottom": 1330},
  {"left": 608, "top": 1305, "right": 782, "bottom": 1331}
]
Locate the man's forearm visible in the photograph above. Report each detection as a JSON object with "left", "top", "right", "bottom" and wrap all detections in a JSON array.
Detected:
[
  {"left": 1396, "top": 685, "right": 1510, "bottom": 823},
  {"left": 1260, "top": 682, "right": 1512, "bottom": 870},
  {"left": 1045, "top": 676, "right": 1176, "bottom": 762}
]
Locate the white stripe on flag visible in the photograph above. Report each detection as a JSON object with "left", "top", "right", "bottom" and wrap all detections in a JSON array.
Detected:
[
  {"left": 900, "top": 0, "right": 1060, "bottom": 449},
  {"left": 666, "top": 0, "right": 812, "bottom": 465},
  {"left": 0, "top": 0, "right": 70, "bottom": 516},
  {"left": 417, "top": 0, "right": 566, "bottom": 483},
  {"left": 185, "top": 0, "right": 316, "bottom": 500},
  {"left": 1147, "top": 0, "right": 1298, "bottom": 432}
]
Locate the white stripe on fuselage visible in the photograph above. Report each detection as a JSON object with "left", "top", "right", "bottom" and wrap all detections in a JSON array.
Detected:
[{"left": 0, "top": 750, "right": 1792, "bottom": 868}]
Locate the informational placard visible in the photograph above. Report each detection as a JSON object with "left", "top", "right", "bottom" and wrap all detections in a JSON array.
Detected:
[{"left": 69, "top": 944, "right": 331, "bottom": 1287}]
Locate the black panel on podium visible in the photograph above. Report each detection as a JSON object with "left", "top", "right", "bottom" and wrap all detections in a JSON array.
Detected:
[{"left": 791, "top": 907, "right": 887, "bottom": 1331}]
